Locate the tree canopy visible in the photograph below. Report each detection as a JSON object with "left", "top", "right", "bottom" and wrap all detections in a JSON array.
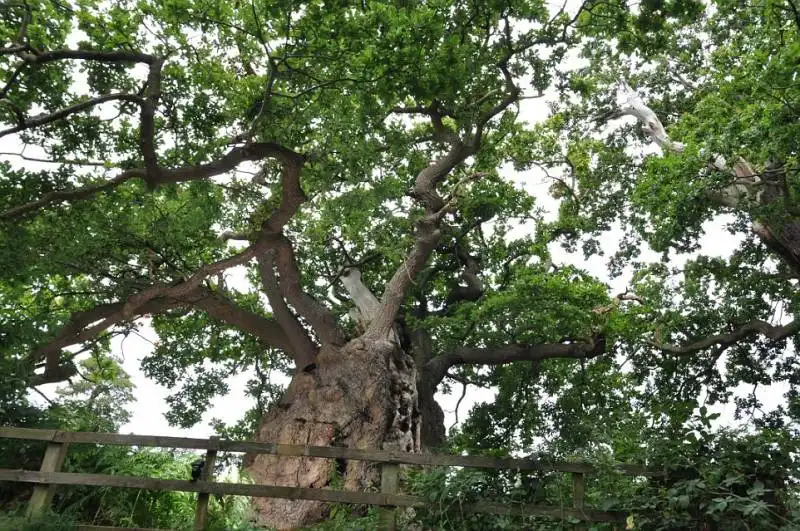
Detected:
[{"left": 2, "top": 0, "right": 800, "bottom": 528}]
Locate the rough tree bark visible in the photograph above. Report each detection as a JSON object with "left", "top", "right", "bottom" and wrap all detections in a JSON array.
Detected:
[{"left": 245, "top": 340, "right": 419, "bottom": 528}]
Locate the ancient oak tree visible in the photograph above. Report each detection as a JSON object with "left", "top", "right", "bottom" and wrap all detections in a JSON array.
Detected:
[{"left": 4, "top": 0, "right": 800, "bottom": 528}]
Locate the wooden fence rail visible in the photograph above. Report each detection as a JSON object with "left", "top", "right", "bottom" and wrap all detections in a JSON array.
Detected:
[{"left": 0, "top": 427, "right": 656, "bottom": 530}]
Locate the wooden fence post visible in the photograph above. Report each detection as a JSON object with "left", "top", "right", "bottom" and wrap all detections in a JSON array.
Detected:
[
  {"left": 27, "top": 435, "right": 69, "bottom": 520},
  {"left": 193, "top": 435, "right": 219, "bottom": 531},
  {"left": 378, "top": 463, "right": 399, "bottom": 531},
  {"left": 572, "top": 472, "right": 587, "bottom": 530}
]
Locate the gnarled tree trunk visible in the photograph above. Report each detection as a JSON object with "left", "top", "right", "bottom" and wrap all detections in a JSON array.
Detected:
[{"left": 244, "top": 339, "right": 420, "bottom": 529}]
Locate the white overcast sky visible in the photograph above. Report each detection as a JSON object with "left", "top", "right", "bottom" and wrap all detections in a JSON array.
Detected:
[{"left": 4, "top": 0, "right": 783, "bottom": 440}]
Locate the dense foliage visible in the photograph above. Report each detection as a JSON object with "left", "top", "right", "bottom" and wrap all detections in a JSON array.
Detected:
[{"left": 2, "top": 0, "right": 800, "bottom": 528}]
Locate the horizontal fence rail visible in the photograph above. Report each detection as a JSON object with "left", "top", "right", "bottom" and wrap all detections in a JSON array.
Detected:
[
  {"left": 0, "top": 427, "right": 657, "bottom": 530},
  {"left": 0, "top": 427, "right": 656, "bottom": 476}
]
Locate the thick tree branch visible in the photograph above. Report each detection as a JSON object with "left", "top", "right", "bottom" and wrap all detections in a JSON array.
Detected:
[
  {"left": 652, "top": 319, "right": 800, "bottom": 356},
  {"left": 118, "top": 244, "right": 265, "bottom": 321},
  {"left": 367, "top": 77, "right": 519, "bottom": 340},
  {"left": 140, "top": 58, "right": 164, "bottom": 180},
  {"left": 2, "top": 142, "right": 301, "bottom": 219},
  {"left": 28, "top": 285, "right": 294, "bottom": 387},
  {"left": 22, "top": 126, "right": 314, "bottom": 384},
  {"left": 257, "top": 252, "right": 318, "bottom": 369},
  {"left": 425, "top": 337, "right": 607, "bottom": 386},
  {"left": 30, "top": 296, "right": 183, "bottom": 384},
  {"left": 273, "top": 236, "right": 346, "bottom": 346},
  {"left": 28, "top": 243, "right": 268, "bottom": 384},
  {"left": 10, "top": 48, "right": 164, "bottom": 182},
  {"left": 20, "top": 49, "right": 159, "bottom": 65},
  {"left": 191, "top": 288, "right": 292, "bottom": 352}
]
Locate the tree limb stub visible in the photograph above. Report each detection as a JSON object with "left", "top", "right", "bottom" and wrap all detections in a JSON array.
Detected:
[{"left": 340, "top": 266, "right": 382, "bottom": 332}]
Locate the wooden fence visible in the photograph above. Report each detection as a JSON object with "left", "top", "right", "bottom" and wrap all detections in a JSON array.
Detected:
[{"left": 0, "top": 427, "right": 657, "bottom": 530}]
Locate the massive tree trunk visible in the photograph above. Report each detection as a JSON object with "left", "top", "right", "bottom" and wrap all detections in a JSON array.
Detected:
[{"left": 244, "top": 339, "right": 420, "bottom": 529}]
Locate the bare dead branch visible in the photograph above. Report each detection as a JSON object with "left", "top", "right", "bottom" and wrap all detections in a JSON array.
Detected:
[
  {"left": 610, "top": 79, "right": 685, "bottom": 152},
  {"left": 220, "top": 230, "right": 252, "bottom": 242},
  {"left": 592, "top": 290, "right": 644, "bottom": 314}
]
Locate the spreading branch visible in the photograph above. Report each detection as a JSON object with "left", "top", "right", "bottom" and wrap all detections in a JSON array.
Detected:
[
  {"left": 0, "top": 93, "right": 142, "bottom": 138},
  {"left": 2, "top": 142, "right": 302, "bottom": 219},
  {"left": 28, "top": 286, "right": 293, "bottom": 386},
  {"left": 425, "top": 337, "right": 607, "bottom": 386},
  {"left": 652, "top": 319, "right": 800, "bottom": 356},
  {"left": 0, "top": 46, "right": 302, "bottom": 219},
  {"left": 23, "top": 141, "right": 311, "bottom": 384},
  {"left": 368, "top": 53, "right": 523, "bottom": 341}
]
